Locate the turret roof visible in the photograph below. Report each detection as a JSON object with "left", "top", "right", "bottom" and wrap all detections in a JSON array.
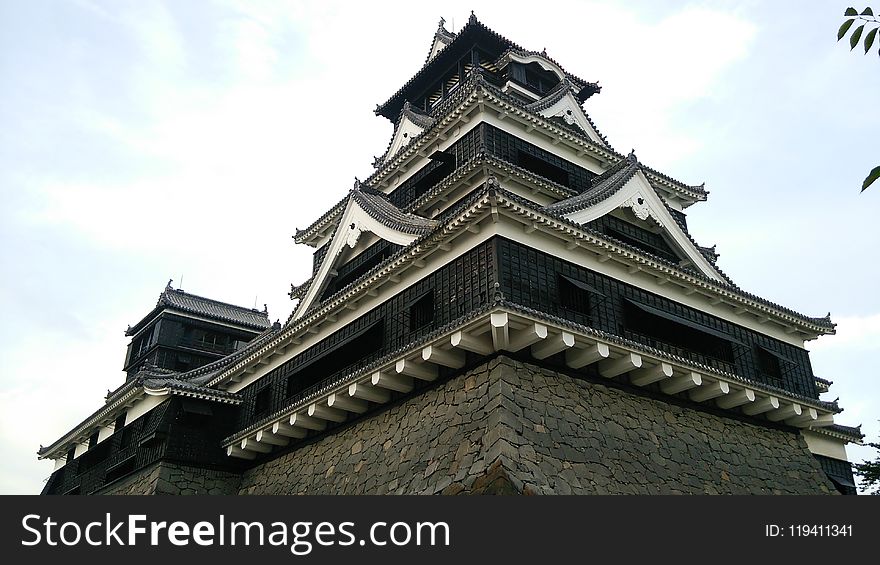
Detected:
[{"left": 126, "top": 283, "right": 271, "bottom": 336}]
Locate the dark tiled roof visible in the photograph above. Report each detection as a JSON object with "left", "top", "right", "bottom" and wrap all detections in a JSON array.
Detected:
[
  {"left": 823, "top": 423, "right": 864, "bottom": 441},
  {"left": 814, "top": 375, "right": 833, "bottom": 387},
  {"left": 697, "top": 245, "right": 719, "bottom": 264},
  {"left": 401, "top": 100, "right": 436, "bottom": 129},
  {"left": 545, "top": 151, "right": 639, "bottom": 214},
  {"left": 141, "top": 377, "right": 241, "bottom": 403},
  {"left": 525, "top": 78, "right": 576, "bottom": 112},
  {"left": 376, "top": 13, "right": 598, "bottom": 121},
  {"left": 352, "top": 186, "right": 439, "bottom": 234},
  {"left": 127, "top": 286, "right": 271, "bottom": 336},
  {"left": 160, "top": 289, "right": 271, "bottom": 329},
  {"left": 289, "top": 278, "right": 313, "bottom": 301}
]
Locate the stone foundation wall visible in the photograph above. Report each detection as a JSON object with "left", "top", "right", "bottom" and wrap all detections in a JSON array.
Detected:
[
  {"left": 98, "top": 462, "right": 241, "bottom": 495},
  {"left": 238, "top": 357, "right": 835, "bottom": 495}
]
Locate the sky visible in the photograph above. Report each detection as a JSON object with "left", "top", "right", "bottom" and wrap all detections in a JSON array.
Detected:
[{"left": 1, "top": 0, "right": 878, "bottom": 495}]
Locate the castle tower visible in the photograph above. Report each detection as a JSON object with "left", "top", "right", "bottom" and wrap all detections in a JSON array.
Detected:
[
  {"left": 123, "top": 281, "right": 271, "bottom": 379},
  {"left": 38, "top": 15, "right": 860, "bottom": 495}
]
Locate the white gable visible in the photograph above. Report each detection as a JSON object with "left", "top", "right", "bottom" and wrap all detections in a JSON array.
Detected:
[
  {"left": 536, "top": 91, "right": 607, "bottom": 147},
  {"left": 384, "top": 115, "right": 426, "bottom": 162},
  {"left": 561, "top": 170, "right": 724, "bottom": 281},
  {"left": 292, "top": 198, "right": 425, "bottom": 320},
  {"left": 427, "top": 35, "right": 451, "bottom": 61}
]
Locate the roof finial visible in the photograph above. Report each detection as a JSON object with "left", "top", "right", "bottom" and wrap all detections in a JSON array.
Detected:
[
  {"left": 165, "top": 278, "right": 173, "bottom": 291},
  {"left": 468, "top": 10, "right": 477, "bottom": 24},
  {"left": 263, "top": 303, "right": 268, "bottom": 314},
  {"left": 353, "top": 177, "right": 362, "bottom": 191},
  {"left": 627, "top": 149, "right": 638, "bottom": 163},
  {"left": 438, "top": 17, "right": 446, "bottom": 30},
  {"left": 541, "top": 47, "right": 547, "bottom": 56}
]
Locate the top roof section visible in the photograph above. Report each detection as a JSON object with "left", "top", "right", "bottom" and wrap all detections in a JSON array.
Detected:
[
  {"left": 375, "top": 13, "right": 598, "bottom": 121},
  {"left": 126, "top": 282, "right": 272, "bottom": 336}
]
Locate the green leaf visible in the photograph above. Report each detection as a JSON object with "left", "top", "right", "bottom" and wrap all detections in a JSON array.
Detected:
[
  {"left": 863, "top": 166, "right": 880, "bottom": 192},
  {"left": 851, "top": 24, "right": 865, "bottom": 49},
  {"left": 838, "top": 18, "right": 855, "bottom": 40},
  {"left": 845, "top": 7, "right": 858, "bottom": 16},
  {"left": 861, "top": 7, "right": 874, "bottom": 16},
  {"left": 865, "top": 27, "right": 878, "bottom": 52}
]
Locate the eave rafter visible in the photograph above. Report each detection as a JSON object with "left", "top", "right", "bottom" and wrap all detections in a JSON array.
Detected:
[{"left": 223, "top": 306, "right": 840, "bottom": 460}]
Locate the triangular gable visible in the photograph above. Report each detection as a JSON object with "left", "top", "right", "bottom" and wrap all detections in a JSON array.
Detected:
[
  {"left": 533, "top": 90, "right": 608, "bottom": 147},
  {"left": 292, "top": 191, "right": 438, "bottom": 320},
  {"left": 426, "top": 18, "right": 456, "bottom": 63},
  {"left": 558, "top": 170, "right": 725, "bottom": 281},
  {"left": 383, "top": 113, "right": 427, "bottom": 162},
  {"left": 427, "top": 33, "right": 453, "bottom": 62}
]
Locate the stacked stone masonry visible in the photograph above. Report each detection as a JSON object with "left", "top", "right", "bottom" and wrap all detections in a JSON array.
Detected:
[
  {"left": 99, "top": 462, "right": 241, "bottom": 495},
  {"left": 237, "top": 357, "right": 835, "bottom": 495}
]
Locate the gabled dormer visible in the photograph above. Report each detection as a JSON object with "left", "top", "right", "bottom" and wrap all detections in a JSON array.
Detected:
[
  {"left": 377, "top": 102, "right": 436, "bottom": 166},
  {"left": 525, "top": 79, "right": 608, "bottom": 147},
  {"left": 291, "top": 184, "right": 438, "bottom": 320},
  {"left": 545, "top": 152, "right": 725, "bottom": 282},
  {"left": 425, "top": 18, "right": 456, "bottom": 63}
]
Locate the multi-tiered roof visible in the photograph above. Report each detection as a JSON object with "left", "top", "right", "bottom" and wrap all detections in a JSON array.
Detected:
[{"left": 38, "top": 15, "right": 860, "bottom": 494}]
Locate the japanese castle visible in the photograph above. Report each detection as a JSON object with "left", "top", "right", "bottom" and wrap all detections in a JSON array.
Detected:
[{"left": 39, "top": 15, "right": 861, "bottom": 495}]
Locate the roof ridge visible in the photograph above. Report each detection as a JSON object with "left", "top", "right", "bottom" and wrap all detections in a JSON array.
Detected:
[
  {"left": 544, "top": 150, "right": 640, "bottom": 214},
  {"left": 162, "top": 287, "right": 268, "bottom": 316},
  {"left": 422, "top": 17, "right": 457, "bottom": 66}
]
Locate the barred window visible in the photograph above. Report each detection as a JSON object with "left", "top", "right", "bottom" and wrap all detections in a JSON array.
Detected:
[
  {"left": 408, "top": 291, "right": 435, "bottom": 332},
  {"left": 558, "top": 274, "right": 592, "bottom": 316},
  {"left": 254, "top": 387, "right": 271, "bottom": 418},
  {"left": 755, "top": 346, "right": 782, "bottom": 380}
]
